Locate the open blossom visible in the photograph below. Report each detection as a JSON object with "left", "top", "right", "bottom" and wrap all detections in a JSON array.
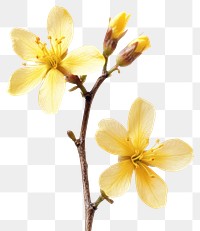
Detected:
[
  {"left": 103, "top": 12, "right": 130, "bottom": 56},
  {"left": 116, "top": 35, "right": 150, "bottom": 67},
  {"left": 95, "top": 98, "right": 193, "bottom": 208},
  {"left": 8, "top": 6, "right": 105, "bottom": 113}
]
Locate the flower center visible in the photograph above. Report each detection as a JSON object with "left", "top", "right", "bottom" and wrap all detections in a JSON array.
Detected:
[
  {"left": 131, "top": 151, "right": 143, "bottom": 167},
  {"left": 35, "top": 36, "right": 65, "bottom": 68}
]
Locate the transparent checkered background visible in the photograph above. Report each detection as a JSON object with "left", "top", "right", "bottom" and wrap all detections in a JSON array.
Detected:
[{"left": 0, "top": 0, "right": 199, "bottom": 230}]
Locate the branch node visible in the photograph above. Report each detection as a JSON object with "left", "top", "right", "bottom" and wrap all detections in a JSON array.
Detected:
[
  {"left": 75, "top": 138, "right": 81, "bottom": 147},
  {"left": 90, "top": 202, "right": 98, "bottom": 211},
  {"left": 85, "top": 92, "right": 92, "bottom": 101}
]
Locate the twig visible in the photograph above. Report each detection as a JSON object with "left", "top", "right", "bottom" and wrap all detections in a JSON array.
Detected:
[
  {"left": 68, "top": 63, "right": 119, "bottom": 231},
  {"left": 77, "top": 73, "right": 108, "bottom": 231}
]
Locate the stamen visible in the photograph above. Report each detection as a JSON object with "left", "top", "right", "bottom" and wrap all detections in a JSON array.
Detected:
[
  {"left": 149, "top": 139, "right": 162, "bottom": 153},
  {"left": 34, "top": 35, "right": 65, "bottom": 68},
  {"left": 56, "top": 36, "right": 65, "bottom": 57},
  {"left": 35, "top": 37, "right": 40, "bottom": 44},
  {"left": 131, "top": 152, "right": 143, "bottom": 166},
  {"left": 132, "top": 161, "right": 139, "bottom": 168},
  {"left": 157, "top": 144, "right": 164, "bottom": 149},
  {"left": 140, "top": 163, "right": 155, "bottom": 178},
  {"left": 156, "top": 139, "right": 160, "bottom": 144}
]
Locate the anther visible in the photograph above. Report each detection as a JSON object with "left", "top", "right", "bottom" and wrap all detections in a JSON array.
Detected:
[
  {"left": 158, "top": 144, "right": 164, "bottom": 149},
  {"left": 35, "top": 37, "right": 40, "bottom": 44},
  {"left": 48, "top": 35, "right": 52, "bottom": 39}
]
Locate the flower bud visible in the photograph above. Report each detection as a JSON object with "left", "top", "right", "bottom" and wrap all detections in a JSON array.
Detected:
[
  {"left": 129, "top": 35, "right": 151, "bottom": 53},
  {"left": 109, "top": 12, "right": 131, "bottom": 39},
  {"left": 116, "top": 35, "right": 150, "bottom": 67},
  {"left": 67, "top": 130, "right": 76, "bottom": 142},
  {"left": 103, "top": 12, "right": 130, "bottom": 56}
]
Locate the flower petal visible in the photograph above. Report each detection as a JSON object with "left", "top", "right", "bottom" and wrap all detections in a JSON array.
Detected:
[
  {"left": 8, "top": 65, "right": 47, "bottom": 95},
  {"left": 47, "top": 6, "right": 73, "bottom": 55},
  {"left": 60, "top": 46, "right": 105, "bottom": 75},
  {"left": 38, "top": 69, "right": 66, "bottom": 114},
  {"left": 95, "top": 119, "right": 134, "bottom": 156},
  {"left": 128, "top": 98, "right": 155, "bottom": 153},
  {"left": 11, "top": 28, "right": 43, "bottom": 61},
  {"left": 135, "top": 163, "right": 167, "bottom": 208},
  {"left": 143, "top": 139, "right": 193, "bottom": 171},
  {"left": 99, "top": 160, "right": 134, "bottom": 197}
]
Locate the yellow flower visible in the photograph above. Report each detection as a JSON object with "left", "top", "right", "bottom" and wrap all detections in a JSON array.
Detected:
[
  {"left": 8, "top": 6, "right": 105, "bottom": 114},
  {"left": 109, "top": 12, "right": 131, "bottom": 39},
  {"left": 103, "top": 12, "right": 130, "bottom": 56},
  {"left": 116, "top": 35, "right": 150, "bottom": 67},
  {"left": 129, "top": 35, "right": 151, "bottom": 53},
  {"left": 95, "top": 98, "right": 193, "bottom": 208}
]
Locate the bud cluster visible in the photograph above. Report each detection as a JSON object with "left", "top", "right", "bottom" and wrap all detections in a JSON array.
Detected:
[{"left": 103, "top": 12, "right": 151, "bottom": 67}]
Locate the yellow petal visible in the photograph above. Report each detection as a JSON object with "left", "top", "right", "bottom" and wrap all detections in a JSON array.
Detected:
[
  {"left": 60, "top": 46, "right": 105, "bottom": 75},
  {"left": 143, "top": 139, "right": 193, "bottom": 171},
  {"left": 38, "top": 69, "right": 66, "bottom": 114},
  {"left": 135, "top": 163, "right": 167, "bottom": 208},
  {"left": 109, "top": 12, "right": 131, "bottom": 39},
  {"left": 99, "top": 160, "right": 134, "bottom": 197},
  {"left": 11, "top": 28, "right": 43, "bottom": 61},
  {"left": 95, "top": 119, "right": 134, "bottom": 156},
  {"left": 128, "top": 98, "right": 155, "bottom": 153},
  {"left": 8, "top": 65, "right": 47, "bottom": 95},
  {"left": 129, "top": 35, "right": 151, "bottom": 53},
  {"left": 47, "top": 6, "right": 73, "bottom": 55}
]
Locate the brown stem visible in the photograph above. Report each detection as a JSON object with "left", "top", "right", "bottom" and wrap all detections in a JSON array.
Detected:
[
  {"left": 67, "top": 51, "right": 118, "bottom": 230},
  {"left": 75, "top": 73, "right": 109, "bottom": 231}
]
